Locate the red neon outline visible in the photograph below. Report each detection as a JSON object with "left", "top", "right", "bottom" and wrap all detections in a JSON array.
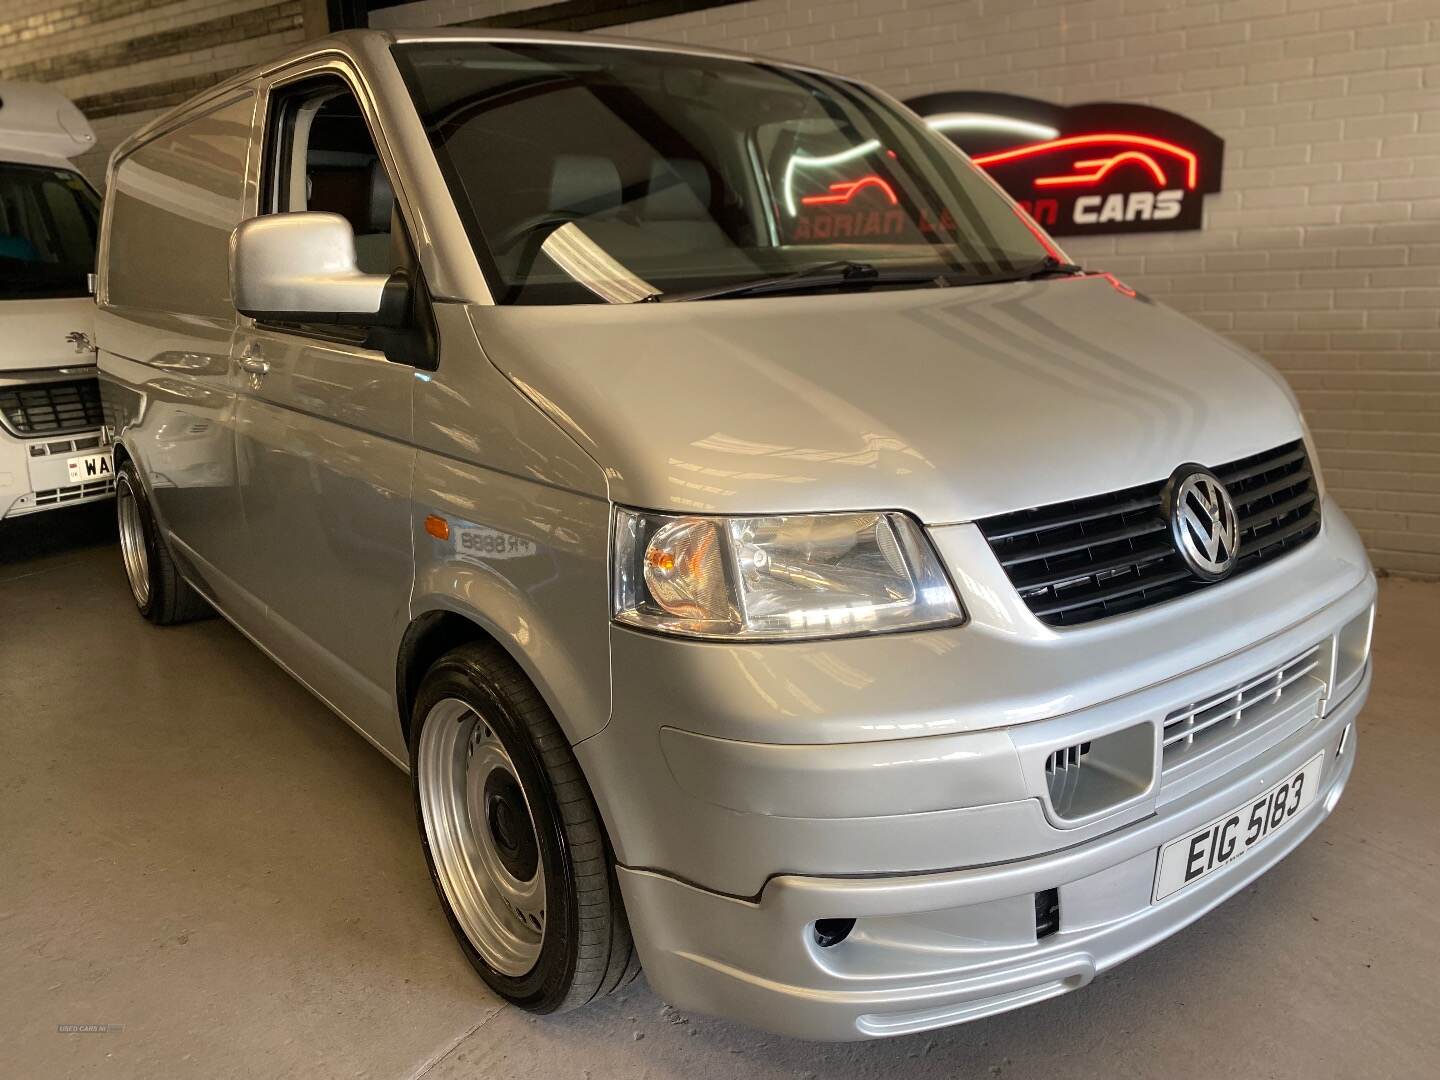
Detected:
[
  {"left": 800, "top": 175, "right": 899, "bottom": 207},
  {"left": 1034, "top": 150, "right": 1168, "bottom": 188},
  {"left": 1010, "top": 205, "right": 1064, "bottom": 262},
  {"left": 1054, "top": 271, "right": 1138, "bottom": 297},
  {"left": 1102, "top": 272, "right": 1137, "bottom": 297},
  {"left": 973, "top": 134, "right": 1199, "bottom": 189}
]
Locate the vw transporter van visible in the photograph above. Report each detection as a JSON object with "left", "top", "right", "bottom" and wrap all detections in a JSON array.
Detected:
[{"left": 95, "top": 30, "right": 1376, "bottom": 1041}]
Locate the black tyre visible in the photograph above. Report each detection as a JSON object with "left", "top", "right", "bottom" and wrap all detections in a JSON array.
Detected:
[
  {"left": 410, "top": 641, "right": 637, "bottom": 1012},
  {"left": 114, "top": 460, "right": 211, "bottom": 625}
]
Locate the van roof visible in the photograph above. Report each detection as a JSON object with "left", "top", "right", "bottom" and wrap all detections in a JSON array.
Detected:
[
  {"left": 0, "top": 81, "right": 96, "bottom": 167},
  {"left": 112, "top": 27, "right": 845, "bottom": 167},
  {"left": 382, "top": 25, "right": 782, "bottom": 65}
]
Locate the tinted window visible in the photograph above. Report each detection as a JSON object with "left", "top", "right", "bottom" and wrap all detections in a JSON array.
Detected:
[
  {"left": 107, "top": 93, "right": 255, "bottom": 318},
  {"left": 394, "top": 42, "right": 1049, "bottom": 304},
  {"left": 0, "top": 164, "right": 100, "bottom": 300}
]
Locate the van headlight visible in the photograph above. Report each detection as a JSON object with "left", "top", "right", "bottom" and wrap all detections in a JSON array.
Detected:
[{"left": 612, "top": 509, "right": 964, "bottom": 640}]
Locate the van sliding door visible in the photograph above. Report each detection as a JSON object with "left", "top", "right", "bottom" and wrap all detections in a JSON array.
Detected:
[{"left": 98, "top": 91, "right": 258, "bottom": 618}]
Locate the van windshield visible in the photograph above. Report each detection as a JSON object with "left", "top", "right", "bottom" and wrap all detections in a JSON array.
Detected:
[
  {"left": 0, "top": 163, "right": 100, "bottom": 300},
  {"left": 394, "top": 42, "right": 1055, "bottom": 305}
]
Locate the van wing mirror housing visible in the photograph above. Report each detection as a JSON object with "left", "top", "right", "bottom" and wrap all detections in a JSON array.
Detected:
[{"left": 230, "top": 212, "right": 406, "bottom": 327}]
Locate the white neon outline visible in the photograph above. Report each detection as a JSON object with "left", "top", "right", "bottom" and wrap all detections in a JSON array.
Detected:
[
  {"left": 782, "top": 139, "right": 882, "bottom": 217},
  {"left": 924, "top": 113, "right": 1060, "bottom": 142}
]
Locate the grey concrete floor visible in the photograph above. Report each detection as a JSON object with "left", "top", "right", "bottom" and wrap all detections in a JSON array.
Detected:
[{"left": 1, "top": 504, "right": 1435, "bottom": 1080}]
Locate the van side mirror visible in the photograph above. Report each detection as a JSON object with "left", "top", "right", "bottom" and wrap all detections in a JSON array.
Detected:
[{"left": 229, "top": 212, "right": 407, "bottom": 327}]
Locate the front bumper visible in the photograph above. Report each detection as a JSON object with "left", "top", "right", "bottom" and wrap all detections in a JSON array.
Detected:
[
  {"left": 619, "top": 669, "right": 1365, "bottom": 1040},
  {"left": 581, "top": 504, "right": 1375, "bottom": 898},
  {"left": 0, "top": 365, "right": 112, "bottom": 518},
  {"left": 0, "top": 427, "right": 113, "bottom": 518},
  {"left": 578, "top": 500, "right": 1377, "bottom": 1040}
]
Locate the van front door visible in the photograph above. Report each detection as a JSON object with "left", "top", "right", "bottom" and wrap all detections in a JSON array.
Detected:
[{"left": 232, "top": 73, "right": 421, "bottom": 757}]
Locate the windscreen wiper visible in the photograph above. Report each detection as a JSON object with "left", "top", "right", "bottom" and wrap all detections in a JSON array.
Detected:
[
  {"left": 943, "top": 255, "right": 1085, "bottom": 288},
  {"left": 650, "top": 260, "right": 950, "bottom": 303},
  {"left": 1024, "top": 255, "right": 1085, "bottom": 278}
]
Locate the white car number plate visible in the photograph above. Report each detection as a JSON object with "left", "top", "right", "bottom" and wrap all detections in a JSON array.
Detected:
[
  {"left": 1154, "top": 752, "right": 1324, "bottom": 902},
  {"left": 66, "top": 451, "right": 113, "bottom": 484}
]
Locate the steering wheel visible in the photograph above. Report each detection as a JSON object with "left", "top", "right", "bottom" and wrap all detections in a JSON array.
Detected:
[{"left": 491, "top": 212, "right": 583, "bottom": 256}]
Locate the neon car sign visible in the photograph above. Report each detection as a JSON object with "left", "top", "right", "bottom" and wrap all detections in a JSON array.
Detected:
[
  {"left": 906, "top": 92, "right": 1224, "bottom": 236},
  {"left": 800, "top": 175, "right": 899, "bottom": 207}
]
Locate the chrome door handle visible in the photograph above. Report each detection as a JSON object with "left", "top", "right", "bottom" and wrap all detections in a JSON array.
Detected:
[{"left": 238, "top": 355, "right": 270, "bottom": 376}]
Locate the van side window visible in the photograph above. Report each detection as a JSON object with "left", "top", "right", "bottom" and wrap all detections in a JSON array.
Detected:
[
  {"left": 108, "top": 93, "right": 255, "bottom": 318},
  {"left": 258, "top": 75, "right": 436, "bottom": 366},
  {"left": 264, "top": 77, "right": 396, "bottom": 276}
]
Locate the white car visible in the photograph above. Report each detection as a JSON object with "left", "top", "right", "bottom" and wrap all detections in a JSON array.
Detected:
[{"left": 0, "top": 81, "right": 110, "bottom": 521}]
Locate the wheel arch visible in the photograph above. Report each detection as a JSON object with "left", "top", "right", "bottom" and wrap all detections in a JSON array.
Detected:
[
  {"left": 395, "top": 602, "right": 605, "bottom": 754},
  {"left": 396, "top": 608, "right": 492, "bottom": 750},
  {"left": 110, "top": 440, "right": 163, "bottom": 528}
]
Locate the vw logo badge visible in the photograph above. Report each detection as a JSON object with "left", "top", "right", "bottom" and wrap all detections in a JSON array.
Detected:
[{"left": 1166, "top": 464, "right": 1240, "bottom": 581}]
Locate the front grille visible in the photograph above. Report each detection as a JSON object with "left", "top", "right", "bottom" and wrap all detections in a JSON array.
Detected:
[
  {"left": 33, "top": 478, "right": 115, "bottom": 507},
  {"left": 1039, "top": 721, "right": 1154, "bottom": 821},
  {"left": 1162, "top": 644, "right": 1327, "bottom": 772},
  {"left": 978, "top": 440, "right": 1322, "bottom": 626},
  {"left": 1044, "top": 740, "right": 1091, "bottom": 816},
  {"left": 0, "top": 379, "right": 104, "bottom": 437},
  {"left": 26, "top": 434, "right": 102, "bottom": 457},
  {"left": 1045, "top": 741, "right": 1091, "bottom": 780}
]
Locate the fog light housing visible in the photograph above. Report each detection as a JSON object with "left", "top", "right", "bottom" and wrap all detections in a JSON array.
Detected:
[
  {"left": 1034, "top": 888, "right": 1060, "bottom": 940},
  {"left": 1328, "top": 604, "right": 1374, "bottom": 708},
  {"left": 813, "top": 918, "right": 856, "bottom": 948}
]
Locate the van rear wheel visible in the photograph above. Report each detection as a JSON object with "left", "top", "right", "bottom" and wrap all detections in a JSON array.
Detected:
[
  {"left": 410, "top": 642, "right": 637, "bottom": 1012},
  {"left": 115, "top": 461, "right": 210, "bottom": 625}
]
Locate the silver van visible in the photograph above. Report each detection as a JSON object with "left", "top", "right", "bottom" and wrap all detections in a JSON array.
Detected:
[{"left": 96, "top": 30, "right": 1376, "bottom": 1041}]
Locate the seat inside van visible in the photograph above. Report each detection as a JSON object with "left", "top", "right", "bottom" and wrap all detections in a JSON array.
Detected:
[
  {"left": 273, "top": 87, "right": 395, "bottom": 275},
  {"left": 545, "top": 152, "right": 728, "bottom": 256}
]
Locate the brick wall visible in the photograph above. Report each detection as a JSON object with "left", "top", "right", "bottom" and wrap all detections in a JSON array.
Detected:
[
  {"left": 369, "top": 0, "right": 552, "bottom": 26},
  {"left": 378, "top": 0, "right": 1440, "bottom": 577},
  {"left": 0, "top": 0, "right": 311, "bottom": 180}
]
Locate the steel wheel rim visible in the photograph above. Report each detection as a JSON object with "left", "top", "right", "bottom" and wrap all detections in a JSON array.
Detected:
[
  {"left": 116, "top": 476, "right": 151, "bottom": 608},
  {"left": 418, "top": 697, "right": 546, "bottom": 976}
]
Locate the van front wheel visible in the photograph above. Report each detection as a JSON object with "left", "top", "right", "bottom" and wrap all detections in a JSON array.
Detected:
[
  {"left": 114, "top": 461, "right": 210, "bottom": 625},
  {"left": 410, "top": 642, "right": 637, "bottom": 1013}
]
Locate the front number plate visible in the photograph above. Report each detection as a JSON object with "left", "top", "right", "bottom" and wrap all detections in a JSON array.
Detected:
[
  {"left": 66, "top": 451, "right": 113, "bottom": 484},
  {"left": 1154, "top": 752, "right": 1324, "bottom": 902}
]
